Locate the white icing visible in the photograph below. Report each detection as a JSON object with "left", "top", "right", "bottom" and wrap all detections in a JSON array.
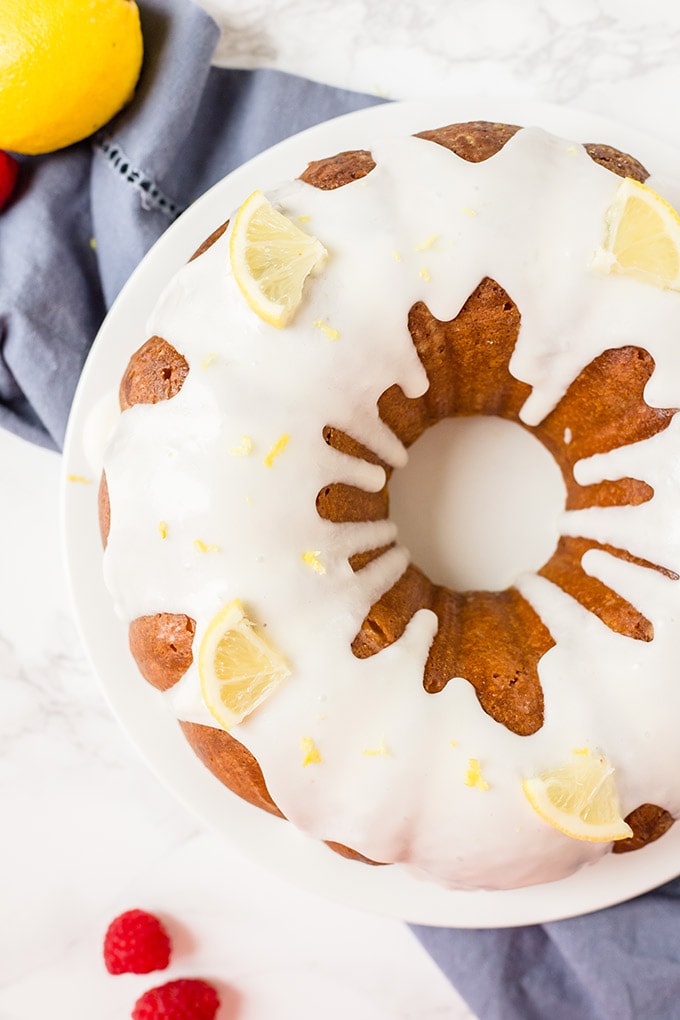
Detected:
[{"left": 102, "top": 126, "right": 680, "bottom": 890}]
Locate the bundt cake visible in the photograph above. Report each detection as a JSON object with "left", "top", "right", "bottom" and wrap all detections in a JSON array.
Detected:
[{"left": 98, "top": 120, "right": 680, "bottom": 890}]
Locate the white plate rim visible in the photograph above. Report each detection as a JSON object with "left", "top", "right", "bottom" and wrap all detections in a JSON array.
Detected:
[{"left": 61, "top": 96, "right": 680, "bottom": 928}]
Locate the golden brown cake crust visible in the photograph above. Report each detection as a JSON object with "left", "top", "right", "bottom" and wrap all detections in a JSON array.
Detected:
[
  {"left": 98, "top": 471, "right": 111, "bottom": 548},
  {"left": 351, "top": 565, "right": 550, "bottom": 736},
  {"left": 583, "top": 142, "right": 648, "bottom": 182},
  {"left": 189, "top": 220, "right": 229, "bottom": 261},
  {"left": 300, "top": 149, "right": 376, "bottom": 189},
  {"left": 128, "top": 613, "right": 196, "bottom": 692},
  {"left": 119, "top": 334, "right": 190, "bottom": 411},
  {"left": 613, "top": 803, "right": 675, "bottom": 853},
  {"left": 415, "top": 120, "right": 521, "bottom": 162},
  {"left": 179, "top": 720, "right": 285, "bottom": 817}
]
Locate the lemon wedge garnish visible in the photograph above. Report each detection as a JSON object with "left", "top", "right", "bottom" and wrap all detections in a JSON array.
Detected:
[
  {"left": 522, "top": 752, "right": 633, "bottom": 843},
  {"left": 199, "top": 599, "right": 290, "bottom": 730},
  {"left": 593, "top": 177, "right": 680, "bottom": 290},
  {"left": 229, "top": 190, "right": 328, "bottom": 328}
]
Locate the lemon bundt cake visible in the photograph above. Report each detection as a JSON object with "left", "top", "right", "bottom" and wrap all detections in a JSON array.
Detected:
[{"left": 98, "top": 121, "right": 680, "bottom": 890}]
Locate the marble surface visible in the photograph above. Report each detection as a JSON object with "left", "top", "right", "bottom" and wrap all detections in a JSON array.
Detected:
[
  {"left": 198, "top": 0, "right": 680, "bottom": 152},
  {"left": 4, "top": 1, "right": 680, "bottom": 1018}
]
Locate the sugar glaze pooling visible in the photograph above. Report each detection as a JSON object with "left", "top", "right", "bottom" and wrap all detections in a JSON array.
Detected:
[{"left": 102, "top": 127, "right": 680, "bottom": 890}]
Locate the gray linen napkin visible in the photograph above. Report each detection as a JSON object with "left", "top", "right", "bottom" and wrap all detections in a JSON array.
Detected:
[
  {"left": 414, "top": 876, "right": 680, "bottom": 1020},
  {"left": 5, "top": 2, "right": 680, "bottom": 1018}
]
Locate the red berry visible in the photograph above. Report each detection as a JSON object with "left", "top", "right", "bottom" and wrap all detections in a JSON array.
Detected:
[
  {"left": 103, "top": 909, "right": 171, "bottom": 975},
  {"left": 132, "top": 978, "right": 220, "bottom": 1020},
  {"left": 0, "top": 151, "right": 18, "bottom": 210}
]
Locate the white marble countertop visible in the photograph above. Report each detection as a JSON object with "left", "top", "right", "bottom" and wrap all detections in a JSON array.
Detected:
[
  {"left": 198, "top": 0, "right": 680, "bottom": 153},
  {"left": 3, "top": 2, "right": 680, "bottom": 1017}
]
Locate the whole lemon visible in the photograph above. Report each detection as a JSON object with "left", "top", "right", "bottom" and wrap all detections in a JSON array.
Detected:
[{"left": 0, "top": 0, "right": 144, "bottom": 155}]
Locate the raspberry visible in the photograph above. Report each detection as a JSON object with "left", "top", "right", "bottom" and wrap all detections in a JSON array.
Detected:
[
  {"left": 103, "top": 909, "right": 171, "bottom": 975},
  {"left": 0, "top": 151, "right": 18, "bottom": 211},
  {"left": 131, "top": 978, "right": 220, "bottom": 1020}
]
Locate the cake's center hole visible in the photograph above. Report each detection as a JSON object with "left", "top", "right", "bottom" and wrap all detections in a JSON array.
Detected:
[{"left": 389, "top": 416, "right": 567, "bottom": 592}]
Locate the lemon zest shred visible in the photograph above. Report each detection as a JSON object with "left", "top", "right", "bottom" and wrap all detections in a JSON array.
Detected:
[
  {"left": 158, "top": 521, "right": 168, "bottom": 540},
  {"left": 194, "top": 538, "right": 221, "bottom": 554},
  {"left": 66, "top": 474, "right": 92, "bottom": 484},
  {"left": 264, "top": 433, "right": 290, "bottom": 467},
  {"left": 419, "top": 267, "right": 431, "bottom": 282},
  {"left": 415, "top": 234, "right": 439, "bottom": 251},
  {"left": 302, "top": 550, "right": 326, "bottom": 574},
  {"left": 301, "top": 737, "right": 322, "bottom": 766},
  {"left": 312, "top": 319, "right": 340, "bottom": 341},
  {"left": 362, "top": 737, "right": 391, "bottom": 757},
  {"left": 229, "top": 435, "right": 253, "bottom": 456},
  {"left": 201, "top": 352, "right": 217, "bottom": 370},
  {"left": 464, "top": 758, "right": 490, "bottom": 791}
]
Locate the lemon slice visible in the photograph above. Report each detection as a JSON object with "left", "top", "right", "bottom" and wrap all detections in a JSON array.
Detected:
[
  {"left": 522, "top": 752, "right": 634, "bottom": 843},
  {"left": 199, "top": 599, "right": 290, "bottom": 730},
  {"left": 592, "top": 177, "right": 680, "bottom": 290},
  {"left": 229, "top": 189, "right": 328, "bottom": 328}
]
